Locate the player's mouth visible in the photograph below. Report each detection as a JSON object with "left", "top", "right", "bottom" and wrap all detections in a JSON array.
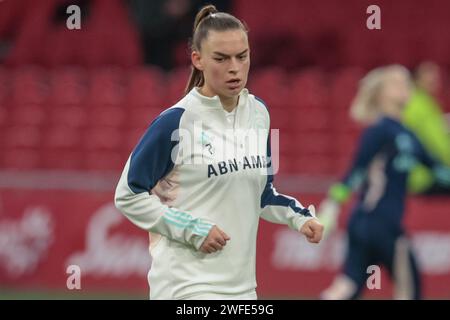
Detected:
[{"left": 226, "top": 78, "right": 241, "bottom": 89}]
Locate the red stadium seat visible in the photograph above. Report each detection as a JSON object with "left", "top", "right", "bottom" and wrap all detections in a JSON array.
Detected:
[
  {"left": 288, "top": 69, "right": 327, "bottom": 110},
  {"left": 0, "top": 0, "right": 29, "bottom": 39},
  {"left": 86, "top": 67, "right": 125, "bottom": 107},
  {"left": 41, "top": 126, "right": 81, "bottom": 150},
  {"left": 2, "top": 125, "right": 41, "bottom": 149},
  {"left": 10, "top": 66, "right": 48, "bottom": 106},
  {"left": 82, "top": 127, "right": 123, "bottom": 151},
  {"left": 126, "top": 107, "right": 162, "bottom": 130},
  {"left": 84, "top": 151, "right": 126, "bottom": 171},
  {"left": 330, "top": 132, "right": 360, "bottom": 174},
  {"left": 331, "top": 108, "right": 363, "bottom": 133},
  {"left": 273, "top": 153, "right": 292, "bottom": 175},
  {"left": 126, "top": 67, "right": 167, "bottom": 109},
  {"left": 332, "top": 155, "right": 353, "bottom": 177},
  {"left": 166, "top": 68, "right": 190, "bottom": 106},
  {"left": 40, "top": 149, "right": 84, "bottom": 170},
  {"left": 40, "top": 126, "right": 83, "bottom": 169},
  {"left": 424, "top": 33, "right": 450, "bottom": 67},
  {"left": 6, "top": 0, "right": 141, "bottom": 68},
  {"left": 289, "top": 155, "right": 332, "bottom": 175},
  {"left": 292, "top": 132, "right": 332, "bottom": 157},
  {"left": 0, "top": 67, "right": 10, "bottom": 104},
  {"left": 87, "top": 106, "right": 125, "bottom": 128},
  {"left": 329, "top": 67, "right": 363, "bottom": 110},
  {"left": 86, "top": 0, "right": 142, "bottom": 67},
  {"left": 48, "top": 67, "right": 87, "bottom": 107},
  {"left": 335, "top": 131, "right": 360, "bottom": 150},
  {"left": 248, "top": 67, "right": 289, "bottom": 108},
  {"left": 3, "top": 0, "right": 54, "bottom": 67},
  {"left": 269, "top": 108, "right": 292, "bottom": 133},
  {"left": 9, "top": 104, "right": 47, "bottom": 126},
  {"left": 41, "top": 26, "right": 80, "bottom": 67},
  {"left": 1, "top": 147, "right": 40, "bottom": 170},
  {"left": 0, "top": 107, "right": 8, "bottom": 128},
  {"left": 292, "top": 107, "right": 329, "bottom": 131},
  {"left": 276, "top": 131, "right": 295, "bottom": 157},
  {"left": 49, "top": 106, "right": 87, "bottom": 128}
]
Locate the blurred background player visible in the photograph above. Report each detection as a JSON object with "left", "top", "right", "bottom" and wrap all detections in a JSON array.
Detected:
[
  {"left": 403, "top": 61, "right": 450, "bottom": 195},
  {"left": 317, "top": 65, "right": 450, "bottom": 300}
]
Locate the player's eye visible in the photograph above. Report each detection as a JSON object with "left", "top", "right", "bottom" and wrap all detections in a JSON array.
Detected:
[{"left": 214, "top": 57, "right": 225, "bottom": 62}]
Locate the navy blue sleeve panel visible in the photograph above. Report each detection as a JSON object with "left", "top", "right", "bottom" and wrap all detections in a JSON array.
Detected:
[
  {"left": 407, "top": 131, "right": 450, "bottom": 185},
  {"left": 128, "top": 108, "right": 185, "bottom": 194},
  {"left": 256, "top": 96, "right": 311, "bottom": 217},
  {"left": 413, "top": 134, "right": 438, "bottom": 168},
  {"left": 342, "top": 124, "right": 387, "bottom": 188},
  {"left": 413, "top": 134, "right": 450, "bottom": 186}
]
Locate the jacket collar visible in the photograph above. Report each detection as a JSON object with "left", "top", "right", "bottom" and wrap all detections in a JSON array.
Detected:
[{"left": 189, "top": 87, "right": 249, "bottom": 110}]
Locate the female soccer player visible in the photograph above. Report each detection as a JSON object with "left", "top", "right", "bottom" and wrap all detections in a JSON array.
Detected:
[
  {"left": 318, "top": 65, "right": 450, "bottom": 300},
  {"left": 115, "top": 5, "right": 323, "bottom": 300}
]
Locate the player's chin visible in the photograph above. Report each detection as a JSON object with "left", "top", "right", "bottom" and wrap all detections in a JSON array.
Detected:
[{"left": 224, "top": 84, "right": 243, "bottom": 95}]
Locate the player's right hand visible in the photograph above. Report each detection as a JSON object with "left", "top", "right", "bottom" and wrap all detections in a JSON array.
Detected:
[{"left": 199, "top": 226, "right": 230, "bottom": 254}]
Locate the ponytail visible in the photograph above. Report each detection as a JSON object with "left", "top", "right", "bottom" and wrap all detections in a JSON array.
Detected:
[
  {"left": 185, "top": 5, "right": 247, "bottom": 94},
  {"left": 192, "top": 4, "right": 219, "bottom": 34},
  {"left": 185, "top": 67, "right": 205, "bottom": 94}
]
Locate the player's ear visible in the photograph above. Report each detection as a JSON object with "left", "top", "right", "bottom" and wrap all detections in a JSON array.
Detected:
[{"left": 191, "top": 51, "right": 204, "bottom": 71}]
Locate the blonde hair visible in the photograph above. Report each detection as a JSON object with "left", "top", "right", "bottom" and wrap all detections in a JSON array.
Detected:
[{"left": 350, "top": 64, "right": 411, "bottom": 125}]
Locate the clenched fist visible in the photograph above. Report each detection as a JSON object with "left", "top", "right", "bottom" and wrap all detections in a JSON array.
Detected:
[
  {"left": 300, "top": 219, "right": 324, "bottom": 244},
  {"left": 200, "top": 226, "right": 230, "bottom": 253}
]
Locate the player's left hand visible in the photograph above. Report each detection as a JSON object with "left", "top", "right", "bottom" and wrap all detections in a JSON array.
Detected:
[{"left": 300, "top": 218, "right": 324, "bottom": 244}]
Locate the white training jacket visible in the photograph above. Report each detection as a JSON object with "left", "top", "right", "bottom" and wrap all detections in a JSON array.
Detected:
[{"left": 115, "top": 87, "right": 315, "bottom": 299}]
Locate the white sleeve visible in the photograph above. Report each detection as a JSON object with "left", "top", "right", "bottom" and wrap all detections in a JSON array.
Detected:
[
  {"left": 260, "top": 181, "right": 316, "bottom": 231},
  {"left": 115, "top": 159, "right": 214, "bottom": 250},
  {"left": 114, "top": 108, "right": 213, "bottom": 250}
]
